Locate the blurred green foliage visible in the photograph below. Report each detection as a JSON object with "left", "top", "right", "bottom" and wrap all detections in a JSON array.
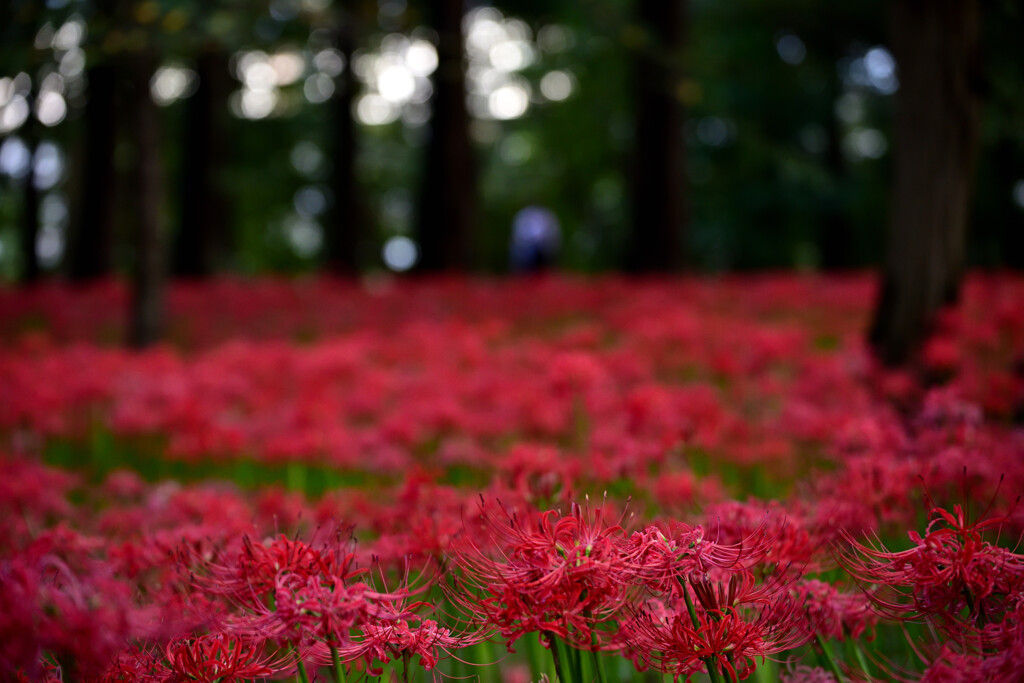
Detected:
[{"left": 0, "top": 0, "right": 1021, "bottom": 277}]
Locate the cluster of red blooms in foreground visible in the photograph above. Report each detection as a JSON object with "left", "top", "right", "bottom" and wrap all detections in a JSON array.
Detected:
[{"left": 2, "top": 275, "right": 1024, "bottom": 681}]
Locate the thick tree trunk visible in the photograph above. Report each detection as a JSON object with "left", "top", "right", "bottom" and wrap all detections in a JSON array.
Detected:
[
  {"left": 19, "top": 133, "right": 40, "bottom": 284},
  {"left": 416, "top": 0, "right": 474, "bottom": 272},
  {"left": 326, "top": 6, "right": 363, "bottom": 275},
  {"left": 869, "top": 0, "right": 981, "bottom": 365},
  {"left": 628, "top": 0, "right": 687, "bottom": 272},
  {"left": 69, "top": 63, "right": 118, "bottom": 281},
  {"left": 174, "top": 47, "right": 229, "bottom": 277},
  {"left": 127, "top": 55, "right": 165, "bottom": 349}
]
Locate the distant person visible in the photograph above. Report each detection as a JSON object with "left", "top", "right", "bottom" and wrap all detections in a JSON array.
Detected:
[{"left": 510, "top": 205, "right": 561, "bottom": 272}]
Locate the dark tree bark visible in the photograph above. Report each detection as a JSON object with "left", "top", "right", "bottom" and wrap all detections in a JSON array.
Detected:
[
  {"left": 174, "top": 47, "right": 230, "bottom": 277},
  {"left": 69, "top": 62, "right": 118, "bottom": 281},
  {"left": 126, "top": 54, "right": 165, "bottom": 348},
  {"left": 628, "top": 0, "right": 688, "bottom": 272},
  {"left": 416, "top": 0, "right": 475, "bottom": 272},
  {"left": 325, "top": 4, "right": 364, "bottom": 275},
  {"left": 19, "top": 132, "right": 40, "bottom": 284},
  {"left": 869, "top": 0, "right": 982, "bottom": 365}
]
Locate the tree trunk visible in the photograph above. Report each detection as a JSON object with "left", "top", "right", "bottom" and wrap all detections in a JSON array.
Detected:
[
  {"left": 19, "top": 132, "right": 41, "bottom": 284},
  {"left": 869, "top": 0, "right": 982, "bottom": 365},
  {"left": 326, "top": 4, "right": 363, "bottom": 275},
  {"left": 416, "top": 0, "right": 475, "bottom": 272},
  {"left": 69, "top": 62, "right": 118, "bottom": 281},
  {"left": 174, "top": 47, "right": 229, "bottom": 277},
  {"left": 628, "top": 0, "right": 688, "bottom": 272},
  {"left": 127, "top": 55, "right": 165, "bottom": 349}
]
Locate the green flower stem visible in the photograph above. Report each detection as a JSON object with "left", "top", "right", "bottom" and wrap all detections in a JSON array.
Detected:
[
  {"left": 567, "top": 641, "right": 582, "bottom": 683},
  {"left": 814, "top": 633, "right": 845, "bottom": 683},
  {"left": 296, "top": 658, "right": 311, "bottom": 683},
  {"left": 589, "top": 647, "right": 608, "bottom": 683},
  {"left": 544, "top": 632, "right": 567, "bottom": 683},
  {"left": 679, "top": 577, "right": 724, "bottom": 683},
  {"left": 851, "top": 639, "right": 872, "bottom": 681},
  {"left": 330, "top": 644, "right": 347, "bottom": 683}
]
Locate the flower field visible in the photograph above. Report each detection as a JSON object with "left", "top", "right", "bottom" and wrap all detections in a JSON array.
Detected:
[{"left": 2, "top": 274, "right": 1024, "bottom": 682}]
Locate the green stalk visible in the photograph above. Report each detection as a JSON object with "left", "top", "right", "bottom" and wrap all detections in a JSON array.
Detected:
[
  {"left": 568, "top": 641, "right": 583, "bottom": 683},
  {"left": 525, "top": 634, "right": 546, "bottom": 681},
  {"left": 545, "top": 631, "right": 568, "bottom": 683},
  {"left": 850, "top": 639, "right": 872, "bottom": 681},
  {"left": 296, "top": 658, "right": 311, "bottom": 683},
  {"left": 582, "top": 608, "right": 608, "bottom": 683},
  {"left": 679, "top": 577, "right": 724, "bottom": 683},
  {"left": 589, "top": 647, "right": 608, "bottom": 683},
  {"left": 331, "top": 644, "right": 347, "bottom": 683},
  {"left": 813, "top": 633, "right": 845, "bottom": 683}
]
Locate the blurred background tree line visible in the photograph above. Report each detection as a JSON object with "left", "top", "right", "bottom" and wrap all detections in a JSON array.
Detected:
[{"left": 0, "top": 0, "right": 1022, "bottom": 359}]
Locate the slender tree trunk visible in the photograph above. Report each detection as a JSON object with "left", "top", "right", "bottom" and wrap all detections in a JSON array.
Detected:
[
  {"left": 869, "top": 0, "right": 982, "bottom": 365},
  {"left": 628, "top": 0, "right": 688, "bottom": 272},
  {"left": 69, "top": 62, "right": 118, "bottom": 281},
  {"left": 416, "top": 0, "right": 474, "bottom": 272},
  {"left": 326, "top": 4, "right": 363, "bottom": 275},
  {"left": 174, "top": 46, "right": 229, "bottom": 277},
  {"left": 19, "top": 132, "right": 41, "bottom": 284},
  {"left": 127, "top": 54, "right": 165, "bottom": 348}
]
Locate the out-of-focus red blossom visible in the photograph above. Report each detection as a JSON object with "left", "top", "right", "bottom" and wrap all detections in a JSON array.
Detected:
[
  {"left": 185, "top": 530, "right": 414, "bottom": 650},
  {"left": 701, "top": 501, "right": 819, "bottom": 570},
  {"left": 188, "top": 532, "right": 357, "bottom": 601},
  {"left": 791, "top": 579, "right": 877, "bottom": 641},
  {"left": 13, "top": 660, "right": 62, "bottom": 683},
  {"left": 624, "top": 521, "right": 774, "bottom": 596},
  {"left": 1, "top": 526, "right": 190, "bottom": 679},
  {"left": 2, "top": 275, "right": 1024, "bottom": 679},
  {"left": 780, "top": 666, "right": 838, "bottom": 683},
  {"left": 316, "top": 594, "right": 485, "bottom": 675}
]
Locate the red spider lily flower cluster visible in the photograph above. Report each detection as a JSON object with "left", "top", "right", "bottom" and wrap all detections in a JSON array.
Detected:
[
  {"left": 1, "top": 275, "right": 1024, "bottom": 681},
  {"left": 841, "top": 498, "right": 1024, "bottom": 680},
  {"left": 450, "top": 499, "right": 634, "bottom": 649},
  {"left": 840, "top": 502, "right": 1024, "bottom": 630}
]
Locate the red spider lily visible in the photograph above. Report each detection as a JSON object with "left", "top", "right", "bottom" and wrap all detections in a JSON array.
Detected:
[
  {"left": 188, "top": 529, "right": 413, "bottom": 653},
  {"left": 626, "top": 596, "right": 812, "bottom": 682},
  {"left": 189, "top": 533, "right": 353, "bottom": 601},
  {"left": 188, "top": 530, "right": 378, "bottom": 609},
  {"left": 624, "top": 522, "right": 777, "bottom": 597},
  {"left": 779, "top": 666, "right": 838, "bottom": 683},
  {"left": 701, "top": 502, "right": 819, "bottom": 570},
  {"left": 237, "top": 569, "right": 398, "bottom": 647},
  {"left": 790, "top": 579, "right": 876, "bottom": 641},
  {"left": 839, "top": 502, "right": 1024, "bottom": 631},
  {"left": 98, "top": 634, "right": 294, "bottom": 683},
  {"left": 96, "top": 648, "right": 162, "bottom": 682},
  {"left": 689, "top": 567, "right": 794, "bottom": 614},
  {"left": 12, "top": 659, "right": 63, "bottom": 683},
  {"left": 450, "top": 498, "right": 633, "bottom": 650},
  {"left": 161, "top": 633, "right": 293, "bottom": 682},
  {"left": 313, "top": 594, "right": 485, "bottom": 676}
]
